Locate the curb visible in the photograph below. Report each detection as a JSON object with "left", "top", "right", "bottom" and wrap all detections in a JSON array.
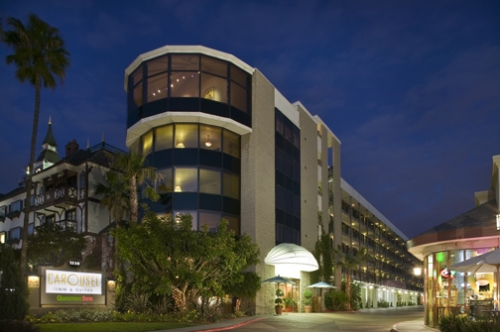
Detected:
[{"left": 194, "top": 317, "right": 266, "bottom": 331}]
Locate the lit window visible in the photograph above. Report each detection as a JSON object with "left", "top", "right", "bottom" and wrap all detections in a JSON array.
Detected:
[
  {"left": 223, "top": 130, "right": 239, "bottom": 158},
  {"left": 173, "top": 210, "right": 198, "bottom": 230},
  {"left": 0, "top": 232, "right": 5, "bottom": 244},
  {"left": 200, "top": 125, "right": 221, "bottom": 151},
  {"left": 142, "top": 130, "right": 153, "bottom": 156},
  {"left": 223, "top": 172, "right": 239, "bottom": 199},
  {"left": 200, "top": 169, "right": 221, "bottom": 194},
  {"left": 174, "top": 167, "right": 198, "bottom": 192},
  {"left": 155, "top": 125, "right": 173, "bottom": 151},
  {"left": 175, "top": 124, "right": 198, "bottom": 148},
  {"left": 66, "top": 210, "right": 76, "bottom": 221}
]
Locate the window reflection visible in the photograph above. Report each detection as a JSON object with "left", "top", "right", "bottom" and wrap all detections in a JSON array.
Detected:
[
  {"left": 173, "top": 210, "right": 198, "bottom": 230},
  {"left": 201, "top": 56, "right": 227, "bottom": 77},
  {"left": 201, "top": 73, "right": 227, "bottom": 103},
  {"left": 223, "top": 214, "right": 240, "bottom": 234},
  {"left": 133, "top": 83, "right": 143, "bottom": 107},
  {"left": 142, "top": 131, "right": 153, "bottom": 156},
  {"left": 199, "top": 211, "right": 221, "bottom": 232},
  {"left": 157, "top": 168, "right": 173, "bottom": 193},
  {"left": 147, "top": 55, "right": 168, "bottom": 76},
  {"left": 155, "top": 125, "right": 173, "bottom": 151},
  {"left": 171, "top": 55, "right": 199, "bottom": 70},
  {"left": 170, "top": 72, "right": 199, "bottom": 97},
  {"left": 147, "top": 73, "right": 168, "bottom": 103},
  {"left": 230, "top": 82, "right": 247, "bottom": 113},
  {"left": 200, "top": 125, "right": 221, "bottom": 151},
  {"left": 200, "top": 169, "right": 221, "bottom": 194},
  {"left": 175, "top": 124, "right": 198, "bottom": 148},
  {"left": 223, "top": 172, "right": 239, "bottom": 199},
  {"left": 174, "top": 167, "right": 198, "bottom": 192},
  {"left": 231, "top": 65, "right": 247, "bottom": 88},
  {"left": 223, "top": 130, "right": 239, "bottom": 157}
]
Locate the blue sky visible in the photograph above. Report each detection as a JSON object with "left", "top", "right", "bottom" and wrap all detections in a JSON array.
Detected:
[{"left": 0, "top": 0, "right": 499, "bottom": 239}]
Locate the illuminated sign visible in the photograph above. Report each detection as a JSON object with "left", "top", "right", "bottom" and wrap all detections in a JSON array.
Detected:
[
  {"left": 69, "top": 260, "right": 81, "bottom": 267},
  {"left": 56, "top": 295, "right": 94, "bottom": 302},
  {"left": 45, "top": 270, "right": 102, "bottom": 294}
]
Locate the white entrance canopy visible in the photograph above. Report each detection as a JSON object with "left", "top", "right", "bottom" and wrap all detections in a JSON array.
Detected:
[{"left": 265, "top": 243, "right": 319, "bottom": 278}]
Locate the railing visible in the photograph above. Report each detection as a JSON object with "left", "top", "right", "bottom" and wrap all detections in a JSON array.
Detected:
[
  {"left": 56, "top": 220, "right": 77, "bottom": 231},
  {"left": 33, "top": 187, "right": 77, "bottom": 207}
]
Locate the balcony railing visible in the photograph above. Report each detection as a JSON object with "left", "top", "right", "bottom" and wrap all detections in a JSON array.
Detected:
[{"left": 33, "top": 187, "right": 77, "bottom": 208}]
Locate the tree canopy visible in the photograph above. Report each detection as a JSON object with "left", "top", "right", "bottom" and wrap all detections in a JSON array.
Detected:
[
  {"left": 0, "top": 245, "right": 30, "bottom": 320},
  {"left": 112, "top": 211, "right": 260, "bottom": 313}
]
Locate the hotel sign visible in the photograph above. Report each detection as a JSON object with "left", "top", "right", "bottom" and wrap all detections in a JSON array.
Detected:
[
  {"left": 41, "top": 267, "right": 105, "bottom": 305},
  {"left": 46, "top": 270, "right": 102, "bottom": 294}
]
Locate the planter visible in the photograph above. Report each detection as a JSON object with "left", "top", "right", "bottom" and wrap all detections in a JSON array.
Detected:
[
  {"left": 305, "top": 305, "right": 312, "bottom": 313},
  {"left": 284, "top": 306, "right": 294, "bottom": 312},
  {"left": 275, "top": 305, "right": 283, "bottom": 315}
]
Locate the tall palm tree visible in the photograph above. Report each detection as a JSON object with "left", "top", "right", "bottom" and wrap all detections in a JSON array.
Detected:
[
  {"left": 97, "top": 152, "right": 161, "bottom": 223},
  {"left": 1, "top": 14, "right": 70, "bottom": 273},
  {"left": 333, "top": 246, "right": 367, "bottom": 310}
]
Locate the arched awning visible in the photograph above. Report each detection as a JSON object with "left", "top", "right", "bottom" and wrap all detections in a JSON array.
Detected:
[{"left": 264, "top": 243, "right": 319, "bottom": 273}]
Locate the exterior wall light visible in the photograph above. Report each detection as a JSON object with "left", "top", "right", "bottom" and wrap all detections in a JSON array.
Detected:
[{"left": 413, "top": 267, "right": 422, "bottom": 276}]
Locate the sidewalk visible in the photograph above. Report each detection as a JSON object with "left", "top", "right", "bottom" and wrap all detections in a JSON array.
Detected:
[
  {"left": 158, "top": 315, "right": 268, "bottom": 332},
  {"left": 391, "top": 318, "right": 440, "bottom": 332}
]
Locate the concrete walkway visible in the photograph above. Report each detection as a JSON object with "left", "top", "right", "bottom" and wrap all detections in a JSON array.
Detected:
[{"left": 391, "top": 318, "right": 440, "bottom": 332}]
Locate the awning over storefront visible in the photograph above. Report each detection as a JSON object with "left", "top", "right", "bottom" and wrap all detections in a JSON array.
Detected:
[{"left": 264, "top": 243, "right": 319, "bottom": 278}]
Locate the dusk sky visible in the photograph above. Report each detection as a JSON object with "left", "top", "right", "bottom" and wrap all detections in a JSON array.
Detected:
[{"left": 0, "top": 0, "right": 499, "bottom": 239}]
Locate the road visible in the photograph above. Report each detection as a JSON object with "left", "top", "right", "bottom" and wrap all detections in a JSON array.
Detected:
[{"left": 231, "top": 307, "right": 423, "bottom": 332}]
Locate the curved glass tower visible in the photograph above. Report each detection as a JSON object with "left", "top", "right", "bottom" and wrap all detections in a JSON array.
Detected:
[{"left": 125, "top": 47, "right": 253, "bottom": 234}]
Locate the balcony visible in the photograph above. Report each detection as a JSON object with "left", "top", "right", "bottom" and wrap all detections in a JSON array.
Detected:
[{"left": 33, "top": 186, "right": 78, "bottom": 211}]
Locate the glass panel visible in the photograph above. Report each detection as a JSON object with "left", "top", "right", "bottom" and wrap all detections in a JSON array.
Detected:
[
  {"left": 0, "top": 232, "right": 5, "bottom": 244},
  {"left": 147, "top": 55, "right": 168, "bottom": 77},
  {"left": 201, "top": 56, "right": 227, "bottom": 77},
  {"left": 28, "top": 223, "right": 35, "bottom": 235},
  {"left": 175, "top": 124, "right": 198, "bottom": 148},
  {"left": 230, "top": 82, "right": 247, "bottom": 113},
  {"left": 0, "top": 206, "right": 6, "bottom": 218},
  {"left": 200, "top": 169, "right": 221, "bottom": 194},
  {"left": 174, "top": 167, "right": 198, "bottom": 192},
  {"left": 223, "top": 130, "right": 239, "bottom": 158},
  {"left": 170, "top": 72, "right": 199, "bottom": 97},
  {"left": 155, "top": 125, "right": 173, "bottom": 151},
  {"left": 200, "top": 125, "right": 221, "bottom": 151},
  {"left": 223, "top": 215, "right": 240, "bottom": 234},
  {"left": 147, "top": 73, "right": 168, "bottom": 103},
  {"left": 199, "top": 211, "right": 221, "bottom": 232},
  {"left": 157, "top": 168, "right": 173, "bottom": 193},
  {"left": 173, "top": 210, "right": 198, "bottom": 230},
  {"left": 171, "top": 54, "right": 199, "bottom": 70},
  {"left": 231, "top": 65, "right": 248, "bottom": 88},
  {"left": 133, "top": 82, "right": 143, "bottom": 107},
  {"left": 201, "top": 73, "right": 227, "bottom": 103},
  {"left": 142, "top": 131, "right": 153, "bottom": 156},
  {"left": 66, "top": 210, "right": 76, "bottom": 220},
  {"left": 10, "top": 228, "right": 21, "bottom": 239},
  {"left": 132, "top": 66, "right": 143, "bottom": 86},
  {"left": 223, "top": 172, "right": 239, "bottom": 199}
]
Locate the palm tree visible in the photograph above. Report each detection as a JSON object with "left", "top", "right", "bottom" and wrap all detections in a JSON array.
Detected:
[
  {"left": 333, "top": 246, "right": 367, "bottom": 310},
  {"left": 97, "top": 152, "right": 161, "bottom": 223},
  {"left": 94, "top": 171, "right": 130, "bottom": 222},
  {"left": 1, "top": 14, "right": 70, "bottom": 273}
]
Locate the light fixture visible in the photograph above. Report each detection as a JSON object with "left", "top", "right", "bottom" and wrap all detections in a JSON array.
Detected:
[
  {"left": 174, "top": 185, "right": 182, "bottom": 192},
  {"left": 413, "top": 267, "right": 422, "bottom": 276},
  {"left": 205, "top": 135, "right": 212, "bottom": 147},
  {"left": 176, "top": 142, "right": 185, "bottom": 148},
  {"left": 496, "top": 214, "right": 500, "bottom": 230}
]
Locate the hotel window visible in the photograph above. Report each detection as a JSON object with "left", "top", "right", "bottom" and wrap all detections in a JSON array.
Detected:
[
  {"left": 223, "top": 130, "right": 239, "bottom": 158},
  {"left": 174, "top": 167, "right": 198, "bottom": 192},
  {"left": 131, "top": 67, "right": 143, "bottom": 107},
  {"left": 199, "top": 211, "right": 221, "bottom": 232},
  {"left": 147, "top": 55, "right": 168, "bottom": 76},
  {"left": 0, "top": 232, "right": 5, "bottom": 244},
  {"left": 45, "top": 215, "right": 55, "bottom": 224},
  {"left": 175, "top": 124, "right": 198, "bottom": 148},
  {"left": 230, "top": 82, "right": 247, "bottom": 113},
  {"left": 201, "top": 73, "right": 227, "bottom": 103},
  {"left": 147, "top": 73, "right": 168, "bottom": 103},
  {"left": 142, "top": 130, "right": 153, "bottom": 156},
  {"left": 171, "top": 54, "right": 199, "bottom": 71},
  {"left": 173, "top": 210, "right": 198, "bottom": 230},
  {"left": 9, "top": 200, "right": 22, "bottom": 213},
  {"left": 28, "top": 223, "right": 35, "bottom": 235},
  {"left": 223, "top": 172, "right": 239, "bottom": 199},
  {"left": 201, "top": 56, "right": 227, "bottom": 77},
  {"left": 200, "top": 125, "right": 221, "bottom": 151},
  {"left": 9, "top": 227, "right": 21, "bottom": 240},
  {"left": 199, "top": 169, "right": 221, "bottom": 195},
  {"left": 66, "top": 210, "right": 76, "bottom": 221},
  {"left": 155, "top": 125, "right": 173, "bottom": 151},
  {"left": 170, "top": 72, "right": 199, "bottom": 98},
  {"left": 80, "top": 171, "right": 86, "bottom": 188},
  {"left": 157, "top": 168, "right": 173, "bottom": 193},
  {"left": 230, "top": 65, "right": 247, "bottom": 88},
  {"left": 0, "top": 206, "right": 5, "bottom": 218}
]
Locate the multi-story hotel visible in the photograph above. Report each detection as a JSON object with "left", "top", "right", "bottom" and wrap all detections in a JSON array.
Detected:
[{"left": 0, "top": 45, "right": 422, "bottom": 313}]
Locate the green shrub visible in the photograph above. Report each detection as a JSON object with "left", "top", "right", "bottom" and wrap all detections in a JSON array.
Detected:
[
  {"left": 325, "top": 290, "right": 349, "bottom": 311},
  {"left": 303, "top": 290, "right": 313, "bottom": 306},
  {"left": 0, "top": 319, "right": 40, "bottom": 332},
  {"left": 439, "top": 314, "right": 500, "bottom": 332},
  {"left": 0, "top": 245, "right": 29, "bottom": 320}
]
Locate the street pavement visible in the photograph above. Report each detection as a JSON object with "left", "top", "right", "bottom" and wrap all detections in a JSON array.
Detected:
[{"left": 161, "top": 306, "right": 439, "bottom": 332}]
